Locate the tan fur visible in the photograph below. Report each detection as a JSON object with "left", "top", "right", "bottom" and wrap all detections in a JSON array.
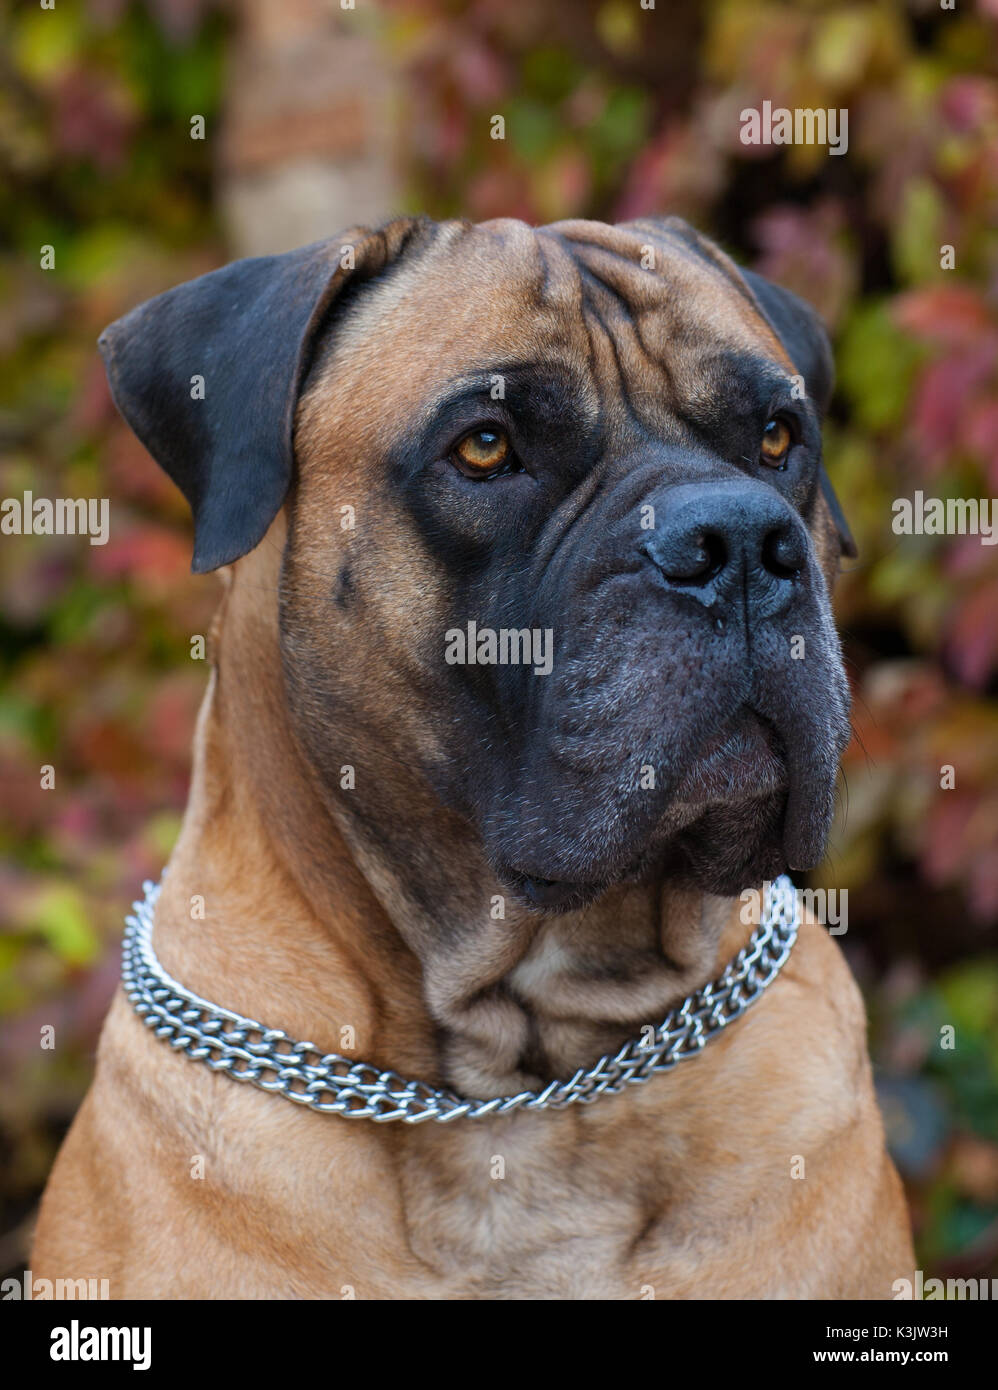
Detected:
[{"left": 33, "top": 219, "right": 914, "bottom": 1299}]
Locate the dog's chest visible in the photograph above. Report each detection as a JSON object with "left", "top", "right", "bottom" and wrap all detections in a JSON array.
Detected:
[{"left": 341, "top": 1104, "right": 710, "bottom": 1300}]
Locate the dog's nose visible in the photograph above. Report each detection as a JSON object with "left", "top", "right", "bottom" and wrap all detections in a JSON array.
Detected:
[{"left": 643, "top": 481, "right": 808, "bottom": 617}]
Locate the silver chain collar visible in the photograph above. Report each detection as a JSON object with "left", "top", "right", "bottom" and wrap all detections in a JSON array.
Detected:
[{"left": 121, "top": 874, "right": 800, "bottom": 1124}]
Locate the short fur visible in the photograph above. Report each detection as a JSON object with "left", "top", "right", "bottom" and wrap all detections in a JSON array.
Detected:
[{"left": 33, "top": 216, "right": 913, "bottom": 1299}]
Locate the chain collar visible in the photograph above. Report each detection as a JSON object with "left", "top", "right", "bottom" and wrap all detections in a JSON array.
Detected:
[{"left": 121, "top": 874, "right": 800, "bottom": 1124}]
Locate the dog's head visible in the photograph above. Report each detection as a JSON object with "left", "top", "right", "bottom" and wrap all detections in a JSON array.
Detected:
[{"left": 100, "top": 215, "right": 854, "bottom": 909}]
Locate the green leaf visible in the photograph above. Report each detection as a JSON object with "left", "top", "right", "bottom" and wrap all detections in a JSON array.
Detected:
[
  {"left": 12, "top": 8, "right": 85, "bottom": 83},
  {"left": 892, "top": 178, "right": 946, "bottom": 287},
  {"left": 29, "top": 886, "right": 99, "bottom": 967},
  {"left": 507, "top": 99, "right": 561, "bottom": 161},
  {"left": 837, "top": 301, "right": 923, "bottom": 432},
  {"left": 938, "top": 961, "right": 998, "bottom": 1037}
]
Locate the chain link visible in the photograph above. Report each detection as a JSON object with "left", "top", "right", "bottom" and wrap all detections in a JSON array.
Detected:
[{"left": 120, "top": 874, "right": 800, "bottom": 1124}]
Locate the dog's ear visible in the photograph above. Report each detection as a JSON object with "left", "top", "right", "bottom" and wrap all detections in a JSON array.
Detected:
[
  {"left": 738, "top": 267, "right": 857, "bottom": 558},
  {"left": 738, "top": 267, "right": 835, "bottom": 414},
  {"left": 99, "top": 217, "right": 427, "bottom": 573}
]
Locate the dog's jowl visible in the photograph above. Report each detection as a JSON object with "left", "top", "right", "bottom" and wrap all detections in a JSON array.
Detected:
[{"left": 32, "top": 215, "right": 913, "bottom": 1300}]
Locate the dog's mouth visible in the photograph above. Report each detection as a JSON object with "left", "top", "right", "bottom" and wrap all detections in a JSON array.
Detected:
[
  {"left": 499, "top": 708, "right": 794, "bottom": 911},
  {"left": 505, "top": 872, "right": 602, "bottom": 912},
  {"left": 669, "top": 709, "right": 786, "bottom": 808}
]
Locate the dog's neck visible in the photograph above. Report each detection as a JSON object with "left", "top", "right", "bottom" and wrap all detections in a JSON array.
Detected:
[{"left": 156, "top": 536, "right": 751, "bottom": 1100}]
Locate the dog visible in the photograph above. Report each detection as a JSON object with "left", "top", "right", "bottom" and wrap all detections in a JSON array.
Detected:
[{"left": 32, "top": 215, "right": 914, "bottom": 1299}]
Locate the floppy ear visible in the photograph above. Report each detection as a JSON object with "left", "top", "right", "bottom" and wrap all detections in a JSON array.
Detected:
[
  {"left": 98, "top": 217, "right": 427, "bottom": 573},
  {"left": 739, "top": 267, "right": 835, "bottom": 413},
  {"left": 739, "top": 267, "right": 857, "bottom": 558}
]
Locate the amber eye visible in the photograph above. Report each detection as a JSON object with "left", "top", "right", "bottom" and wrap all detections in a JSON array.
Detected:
[
  {"left": 453, "top": 427, "right": 512, "bottom": 476},
  {"left": 760, "top": 416, "right": 793, "bottom": 467}
]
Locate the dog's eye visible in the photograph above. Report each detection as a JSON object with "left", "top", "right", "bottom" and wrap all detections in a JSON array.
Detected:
[
  {"left": 760, "top": 417, "right": 793, "bottom": 468},
  {"left": 453, "top": 428, "right": 513, "bottom": 477}
]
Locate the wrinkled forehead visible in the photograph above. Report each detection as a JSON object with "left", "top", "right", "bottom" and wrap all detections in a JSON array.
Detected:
[{"left": 300, "top": 217, "right": 791, "bottom": 448}]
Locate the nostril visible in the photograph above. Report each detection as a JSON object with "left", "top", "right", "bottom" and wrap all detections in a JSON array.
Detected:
[
  {"left": 762, "top": 526, "right": 805, "bottom": 579},
  {"left": 657, "top": 531, "right": 727, "bottom": 586}
]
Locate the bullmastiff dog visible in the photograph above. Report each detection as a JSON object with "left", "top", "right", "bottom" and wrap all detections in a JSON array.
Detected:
[{"left": 33, "top": 215, "right": 914, "bottom": 1299}]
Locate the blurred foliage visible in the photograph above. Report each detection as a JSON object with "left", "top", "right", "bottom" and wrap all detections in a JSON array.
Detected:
[
  {"left": 0, "top": 0, "right": 228, "bottom": 1271},
  {"left": 2, "top": 0, "right": 997, "bottom": 1285}
]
